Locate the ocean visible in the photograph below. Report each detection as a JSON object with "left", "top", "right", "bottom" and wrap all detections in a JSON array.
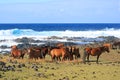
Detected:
[
  {"left": 0, "top": 23, "right": 120, "bottom": 53},
  {"left": 0, "top": 23, "right": 120, "bottom": 39},
  {"left": 0, "top": 23, "right": 120, "bottom": 31}
]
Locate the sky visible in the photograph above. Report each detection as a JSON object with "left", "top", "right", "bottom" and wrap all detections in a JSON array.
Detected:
[{"left": 0, "top": 0, "right": 120, "bottom": 23}]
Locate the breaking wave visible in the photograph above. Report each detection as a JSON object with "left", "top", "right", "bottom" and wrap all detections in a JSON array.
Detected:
[{"left": 0, "top": 28, "right": 120, "bottom": 40}]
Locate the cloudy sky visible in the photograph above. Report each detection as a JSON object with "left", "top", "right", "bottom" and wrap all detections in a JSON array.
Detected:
[{"left": 0, "top": 0, "right": 120, "bottom": 23}]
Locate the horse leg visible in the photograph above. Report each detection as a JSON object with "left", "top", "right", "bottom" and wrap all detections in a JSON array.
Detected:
[
  {"left": 69, "top": 54, "right": 73, "bottom": 61},
  {"left": 62, "top": 56, "right": 65, "bottom": 61},
  {"left": 86, "top": 54, "right": 89, "bottom": 62},
  {"left": 58, "top": 57, "right": 61, "bottom": 61},
  {"left": 71, "top": 54, "right": 73, "bottom": 60},
  {"left": 52, "top": 55, "right": 55, "bottom": 61},
  {"left": 75, "top": 54, "right": 77, "bottom": 60},
  {"left": 96, "top": 55, "right": 100, "bottom": 64}
]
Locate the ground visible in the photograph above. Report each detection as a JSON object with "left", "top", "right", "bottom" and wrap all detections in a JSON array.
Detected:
[{"left": 0, "top": 48, "right": 120, "bottom": 80}]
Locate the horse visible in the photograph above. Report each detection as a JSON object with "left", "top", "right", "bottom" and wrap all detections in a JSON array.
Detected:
[
  {"left": 11, "top": 46, "right": 27, "bottom": 59},
  {"left": 67, "top": 46, "right": 80, "bottom": 60},
  {"left": 112, "top": 41, "right": 120, "bottom": 49},
  {"left": 11, "top": 45, "right": 17, "bottom": 49},
  {"left": 56, "top": 43, "right": 64, "bottom": 48},
  {"left": 40, "top": 46, "right": 50, "bottom": 59},
  {"left": 103, "top": 43, "right": 112, "bottom": 49},
  {"left": 27, "top": 47, "right": 41, "bottom": 60},
  {"left": 83, "top": 46, "right": 110, "bottom": 64},
  {"left": 50, "top": 47, "right": 67, "bottom": 61}
]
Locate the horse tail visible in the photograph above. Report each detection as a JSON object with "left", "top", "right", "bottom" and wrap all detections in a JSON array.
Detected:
[{"left": 83, "top": 48, "right": 87, "bottom": 63}]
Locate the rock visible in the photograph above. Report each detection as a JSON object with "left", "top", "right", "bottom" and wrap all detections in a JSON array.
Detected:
[
  {"left": 36, "top": 73, "right": 47, "bottom": 78},
  {"left": 13, "top": 60, "right": 18, "bottom": 64},
  {"left": 51, "top": 67, "right": 55, "bottom": 70},
  {"left": 12, "top": 65, "right": 16, "bottom": 68},
  {"left": 17, "top": 64, "right": 22, "bottom": 68},
  {"left": 0, "top": 61, "right": 6, "bottom": 66},
  {"left": 2, "top": 66, "right": 8, "bottom": 72},
  {"left": 34, "top": 68, "right": 38, "bottom": 71},
  {"left": 63, "top": 76, "right": 69, "bottom": 80},
  {"left": 92, "top": 72, "right": 96, "bottom": 74},
  {"left": 21, "top": 63, "right": 25, "bottom": 67},
  {"left": 31, "top": 64, "right": 38, "bottom": 69},
  {"left": 0, "top": 74, "right": 2, "bottom": 78},
  {"left": 49, "top": 73, "right": 54, "bottom": 76},
  {"left": 72, "top": 76, "right": 77, "bottom": 79},
  {"left": 7, "top": 65, "right": 15, "bottom": 71}
]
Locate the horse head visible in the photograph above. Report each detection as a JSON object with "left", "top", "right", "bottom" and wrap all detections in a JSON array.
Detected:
[{"left": 103, "top": 46, "right": 110, "bottom": 53}]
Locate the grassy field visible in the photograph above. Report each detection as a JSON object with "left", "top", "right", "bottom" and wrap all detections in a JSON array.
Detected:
[{"left": 0, "top": 48, "right": 120, "bottom": 80}]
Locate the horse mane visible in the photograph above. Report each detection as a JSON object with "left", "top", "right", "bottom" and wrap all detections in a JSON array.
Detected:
[{"left": 99, "top": 46, "right": 108, "bottom": 52}]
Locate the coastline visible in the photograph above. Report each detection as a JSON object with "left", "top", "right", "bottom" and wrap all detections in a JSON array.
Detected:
[{"left": 0, "top": 36, "right": 119, "bottom": 54}]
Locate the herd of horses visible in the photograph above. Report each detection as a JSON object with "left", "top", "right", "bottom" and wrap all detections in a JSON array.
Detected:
[{"left": 10, "top": 41, "right": 120, "bottom": 64}]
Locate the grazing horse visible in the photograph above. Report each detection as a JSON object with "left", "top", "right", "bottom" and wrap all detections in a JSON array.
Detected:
[
  {"left": 11, "top": 49, "right": 22, "bottom": 58},
  {"left": 83, "top": 46, "right": 110, "bottom": 64},
  {"left": 50, "top": 47, "right": 67, "bottom": 61},
  {"left": 27, "top": 48, "right": 41, "bottom": 60},
  {"left": 11, "top": 46, "right": 27, "bottom": 59}
]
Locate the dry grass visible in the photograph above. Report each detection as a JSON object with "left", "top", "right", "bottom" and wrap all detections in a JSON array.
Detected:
[{"left": 0, "top": 48, "right": 120, "bottom": 80}]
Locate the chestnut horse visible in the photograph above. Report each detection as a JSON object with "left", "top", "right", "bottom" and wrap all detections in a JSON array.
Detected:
[
  {"left": 50, "top": 47, "right": 67, "bottom": 61},
  {"left": 103, "top": 43, "right": 112, "bottom": 49},
  {"left": 11, "top": 45, "right": 27, "bottom": 59},
  {"left": 56, "top": 43, "right": 64, "bottom": 48},
  {"left": 83, "top": 46, "right": 110, "bottom": 64}
]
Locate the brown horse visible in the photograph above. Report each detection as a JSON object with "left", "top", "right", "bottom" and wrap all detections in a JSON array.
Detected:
[
  {"left": 40, "top": 46, "right": 49, "bottom": 59},
  {"left": 83, "top": 46, "right": 110, "bottom": 64},
  {"left": 27, "top": 47, "right": 42, "bottom": 60},
  {"left": 56, "top": 43, "right": 64, "bottom": 48},
  {"left": 103, "top": 43, "right": 112, "bottom": 49},
  {"left": 112, "top": 41, "right": 120, "bottom": 49},
  {"left": 11, "top": 46, "right": 27, "bottom": 59},
  {"left": 11, "top": 49, "right": 21, "bottom": 58},
  {"left": 50, "top": 47, "right": 67, "bottom": 61},
  {"left": 11, "top": 45, "right": 18, "bottom": 49},
  {"left": 67, "top": 46, "right": 80, "bottom": 60}
]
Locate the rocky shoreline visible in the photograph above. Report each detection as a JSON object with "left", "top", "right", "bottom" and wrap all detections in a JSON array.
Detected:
[{"left": 0, "top": 36, "right": 119, "bottom": 54}]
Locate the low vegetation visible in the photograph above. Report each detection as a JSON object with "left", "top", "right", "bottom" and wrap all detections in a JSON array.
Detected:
[{"left": 0, "top": 49, "right": 120, "bottom": 80}]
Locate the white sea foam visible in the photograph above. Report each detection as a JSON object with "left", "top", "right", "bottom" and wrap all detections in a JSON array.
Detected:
[{"left": 0, "top": 28, "right": 120, "bottom": 39}]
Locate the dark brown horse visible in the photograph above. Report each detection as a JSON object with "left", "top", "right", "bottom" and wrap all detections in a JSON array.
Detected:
[
  {"left": 83, "top": 46, "right": 110, "bottom": 64},
  {"left": 67, "top": 46, "right": 80, "bottom": 60},
  {"left": 27, "top": 48, "right": 41, "bottom": 60},
  {"left": 112, "top": 41, "right": 120, "bottom": 49},
  {"left": 40, "top": 46, "right": 49, "bottom": 59}
]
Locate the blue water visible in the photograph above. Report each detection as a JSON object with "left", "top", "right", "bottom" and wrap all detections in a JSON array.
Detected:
[{"left": 0, "top": 23, "right": 120, "bottom": 31}]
